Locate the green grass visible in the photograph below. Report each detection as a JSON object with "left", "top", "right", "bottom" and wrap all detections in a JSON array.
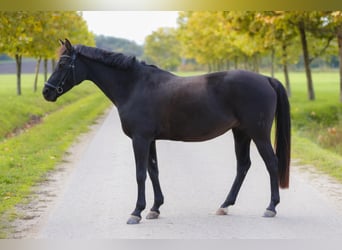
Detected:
[
  {"left": 292, "top": 132, "right": 342, "bottom": 181},
  {"left": 270, "top": 72, "right": 342, "bottom": 182},
  {"left": 0, "top": 74, "right": 103, "bottom": 140},
  {"left": 0, "top": 74, "right": 111, "bottom": 237},
  {"left": 275, "top": 72, "right": 341, "bottom": 126},
  {"left": 0, "top": 93, "right": 110, "bottom": 213}
]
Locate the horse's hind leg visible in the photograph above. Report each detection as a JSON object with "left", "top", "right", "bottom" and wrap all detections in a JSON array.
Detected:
[
  {"left": 146, "top": 140, "right": 164, "bottom": 219},
  {"left": 254, "top": 139, "right": 279, "bottom": 217},
  {"left": 217, "top": 128, "right": 251, "bottom": 215}
]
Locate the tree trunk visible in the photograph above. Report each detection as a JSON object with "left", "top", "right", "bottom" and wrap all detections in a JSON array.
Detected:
[
  {"left": 337, "top": 27, "right": 342, "bottom": 103},
  {"left": 282, "top": 43, "right": 291, "bottom": 97},
  {"left": 298, "top": 20, "right": 315, "bottom": 101},
  {"left": 270, "top": 48, "right": 275, "bottom": 78},
  {"left": 51, "top": 58, "right": 56, "bottom": 71},
  {"left": 283, "top": 63, "right": 291, "bottom": 97},
  {"left": 244, "top": 55, "right": 248, "bottom": 70},
  {"left": 44, "top": 58, "right": 48, "bottom": 82},
  {"left": 15, "top": 54, "right": 22, "bottom": 96},
  {"left": 33, "top": 57, "right": 41, "bottom": 92},
  {"left": 226, "top": 60, "right": 230, "bottom": 70},
  {"left": 234, "top": 56, "right": 238, "bottom": 69},
  {"left": 253, "top": 53, "right": 259, "bottom": 73}
]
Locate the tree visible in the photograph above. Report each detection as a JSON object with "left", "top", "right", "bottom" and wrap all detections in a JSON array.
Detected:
[
  {"left": 224, "top": 11, "right": 267, "bottom": 73},
  {"left": 177, "top": 11, "right": 219, "bottom": 70},
  {"left": 177, "top": 11, "right": 239, "bottom": 71},
  {"left": 144, "top": 27, "right": 181, "bottom": 71},
  {"left": 0, "top": 11, "right": 95, "bottom": 94},
  {"left": 35, "top": 11, "right": 95, "bottom": 89},
  {"left": 33, "top": 11, "right": 95, "bottom": 84},
  {"left": 254, "top": 11, "right": 300, "bottom": 96},
  {"left": 325, "top": 11, "right": 342, "bottom": 102},
  {"left": 0, "top": 11, "right": 40, "bottom": 95},
  {"left": 175, "top": 11, "right": 342, "bottom": 102},
  {"left": 285, "top": 11, "right": 335, "bottom": 100}
]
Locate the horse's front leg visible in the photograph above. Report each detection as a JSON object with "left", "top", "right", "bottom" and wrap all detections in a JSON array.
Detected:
[
  {"left": 146, "top": 140, "right": 164, "bottom": 220},
  {"left": 127, "top": 136, "right": 151, "bottom": 224}
]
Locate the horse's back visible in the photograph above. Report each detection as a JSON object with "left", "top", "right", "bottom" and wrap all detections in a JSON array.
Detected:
[{"left": 200, "top": 70, "right": 277, "bottom": 114}]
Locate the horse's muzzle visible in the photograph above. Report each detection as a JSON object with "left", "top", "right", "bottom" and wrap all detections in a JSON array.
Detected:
[{"left": 42, "top": 86, "right": 58, "bottom": 102}]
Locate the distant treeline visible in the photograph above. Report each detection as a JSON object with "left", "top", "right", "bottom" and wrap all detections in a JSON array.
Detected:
[{"left": 95, "top": 35, "right": 143, "bottom": 58}]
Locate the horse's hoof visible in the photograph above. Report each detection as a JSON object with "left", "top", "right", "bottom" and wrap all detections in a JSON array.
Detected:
[
  {"left": 146, "top": 211, "right": 160, "bottom": 220},
  {"left": 216, "top": 207, "right": 228, "bottom": 215},
  {"left": 126, "top": 215, "right": 141, "bottom": 224},
  {"left": 263, "top": 209, "right": 277, "bottom": 218}
]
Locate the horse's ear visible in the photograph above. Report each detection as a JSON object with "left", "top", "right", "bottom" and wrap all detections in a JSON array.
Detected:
[
  {"left": 64, "top": 38, "right": 73, "bottom": 52},
  {"left": 59, "top": 39, "right": 64, "bottom": 46}
]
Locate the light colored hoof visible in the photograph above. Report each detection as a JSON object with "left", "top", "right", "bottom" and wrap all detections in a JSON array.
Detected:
[
  {"left": 146, "top": 211, "right": 160, "bottom": 220},
  {"left": 263, "top": 210, "right": 277, "bottom": 218},
  {"left": 216, "top": 207, "right": 228, "bottom": 215},
  {"left": 127, "top": 215, "right": 141, "bottom": 224}
]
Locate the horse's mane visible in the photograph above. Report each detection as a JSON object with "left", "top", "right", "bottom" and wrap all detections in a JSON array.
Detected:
[
  {"left": 57, "top": 45, "right": 136, "bottom": 70},
  {"left": 58, "top": 44, "right": 160, "bottom": 70}
]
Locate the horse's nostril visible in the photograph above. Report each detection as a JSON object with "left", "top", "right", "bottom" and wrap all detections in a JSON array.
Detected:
[{"left": 43, "top": 88, "right": 49, "bottom": 95}]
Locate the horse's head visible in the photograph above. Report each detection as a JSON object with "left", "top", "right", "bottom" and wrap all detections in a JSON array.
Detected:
[{"left": 43, "top": 39, "right": 85, "bottom": 102}]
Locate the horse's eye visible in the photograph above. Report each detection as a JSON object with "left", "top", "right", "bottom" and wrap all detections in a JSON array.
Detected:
[{"left": 58, "top": 61, "right": 66, "bottom": 68}]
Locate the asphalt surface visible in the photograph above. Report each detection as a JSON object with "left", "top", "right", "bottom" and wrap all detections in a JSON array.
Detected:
[{"left": 31, "top": 108, "right": 342, "bottom": 239}]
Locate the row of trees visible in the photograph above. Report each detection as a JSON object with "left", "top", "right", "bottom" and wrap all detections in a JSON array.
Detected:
[
  {"left": 2, "top": 11, "right": 342, "bottom": 101},
  {"left": 143, "top": 27, "right": 181, "bottom": 71},
  {"left": 0, "top": 11, "right": 95, "bottom": 95},
  {"left": 144, "top": 11, "right": 342, "bottom": 102}
]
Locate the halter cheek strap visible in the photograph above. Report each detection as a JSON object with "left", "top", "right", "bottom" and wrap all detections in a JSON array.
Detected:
[{"left": 44, "top": 53, "right": 77, "bottom": 94}]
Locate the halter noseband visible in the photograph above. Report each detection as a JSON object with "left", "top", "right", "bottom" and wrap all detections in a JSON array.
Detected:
[{"left": 44, "top": 53, "right": 77, "bottom": 94}]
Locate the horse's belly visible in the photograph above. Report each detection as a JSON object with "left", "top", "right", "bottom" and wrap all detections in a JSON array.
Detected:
[
  {"left": 159, "top": 115, "right": 238, "bottom": 142},
  {"left": 176, "top": 125, "right": 231, "bottom": 142}
]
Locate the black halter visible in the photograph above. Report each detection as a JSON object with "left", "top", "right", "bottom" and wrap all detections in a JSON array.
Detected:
[{"left": 44, "top": 53, "right": 77, "bottom": 94}]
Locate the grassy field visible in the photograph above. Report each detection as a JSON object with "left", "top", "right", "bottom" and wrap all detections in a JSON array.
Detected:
[
  {"left": 275, "top": 72, "right": 342, "bottom": 182},
  {"left": 0, "top": 74, "right": 111, "bottom": 237},
  {"left": 274, "top": 72, "right": 342, "bottom": 151},
  {"left": 0, "top": 74, "right": 107, "bottom": 141}
]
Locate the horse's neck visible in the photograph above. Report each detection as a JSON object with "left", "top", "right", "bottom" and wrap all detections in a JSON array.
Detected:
[{"left": 85, "top": 59, "right": 136, "bottom": 107}]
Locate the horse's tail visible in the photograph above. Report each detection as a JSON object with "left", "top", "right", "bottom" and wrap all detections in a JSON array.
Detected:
[{"left": 268, "top": 77, "right": 291, "bottom": 189}]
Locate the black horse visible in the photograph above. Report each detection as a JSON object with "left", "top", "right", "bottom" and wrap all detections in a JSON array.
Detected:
[{"left": 43, "top": 39, "right": 291, "bottom": 224}]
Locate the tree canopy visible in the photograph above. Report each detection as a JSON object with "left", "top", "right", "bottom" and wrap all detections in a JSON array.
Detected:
[
  {"left": 0, "top": 11, "right": 94, "bottom": 95},
  {"left": 175, "top": 11, "right": 342, "bottom": 101},
  {"left": 143, "top": 27, "right": 181, "bottom": 71}
]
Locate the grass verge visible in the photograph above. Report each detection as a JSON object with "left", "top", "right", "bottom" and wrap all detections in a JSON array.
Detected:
[
  {"left": 0, "top": 74, "right": 100, "bottom": 141},
  {"left": 0, "top": 90, "right": 111, "bottom": 237},
  {"left": 292, "top": 131, "right": 342, "bottom": 182}
]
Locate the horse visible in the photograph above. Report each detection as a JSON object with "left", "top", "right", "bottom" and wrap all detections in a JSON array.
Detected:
[{"left": 43, "top": 39, "right": 291, "bottom": 225}]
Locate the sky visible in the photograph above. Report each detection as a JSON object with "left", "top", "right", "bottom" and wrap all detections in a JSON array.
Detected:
[{"left": 82, "top": 11, "right": 179, "bottom": 45}]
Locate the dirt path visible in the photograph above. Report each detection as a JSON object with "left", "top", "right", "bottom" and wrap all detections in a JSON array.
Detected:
[{"left": 9, "top": 108, "right": 342, "bottom": 239}]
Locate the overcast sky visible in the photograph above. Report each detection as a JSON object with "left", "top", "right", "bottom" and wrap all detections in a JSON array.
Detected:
[{"left": 82, "top": 11, "right": 179, "bottom": 45}]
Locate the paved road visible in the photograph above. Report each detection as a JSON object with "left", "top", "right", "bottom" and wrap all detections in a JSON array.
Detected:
[{"left": 32, "top": 108, "right": 342, "bottom": 239}]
